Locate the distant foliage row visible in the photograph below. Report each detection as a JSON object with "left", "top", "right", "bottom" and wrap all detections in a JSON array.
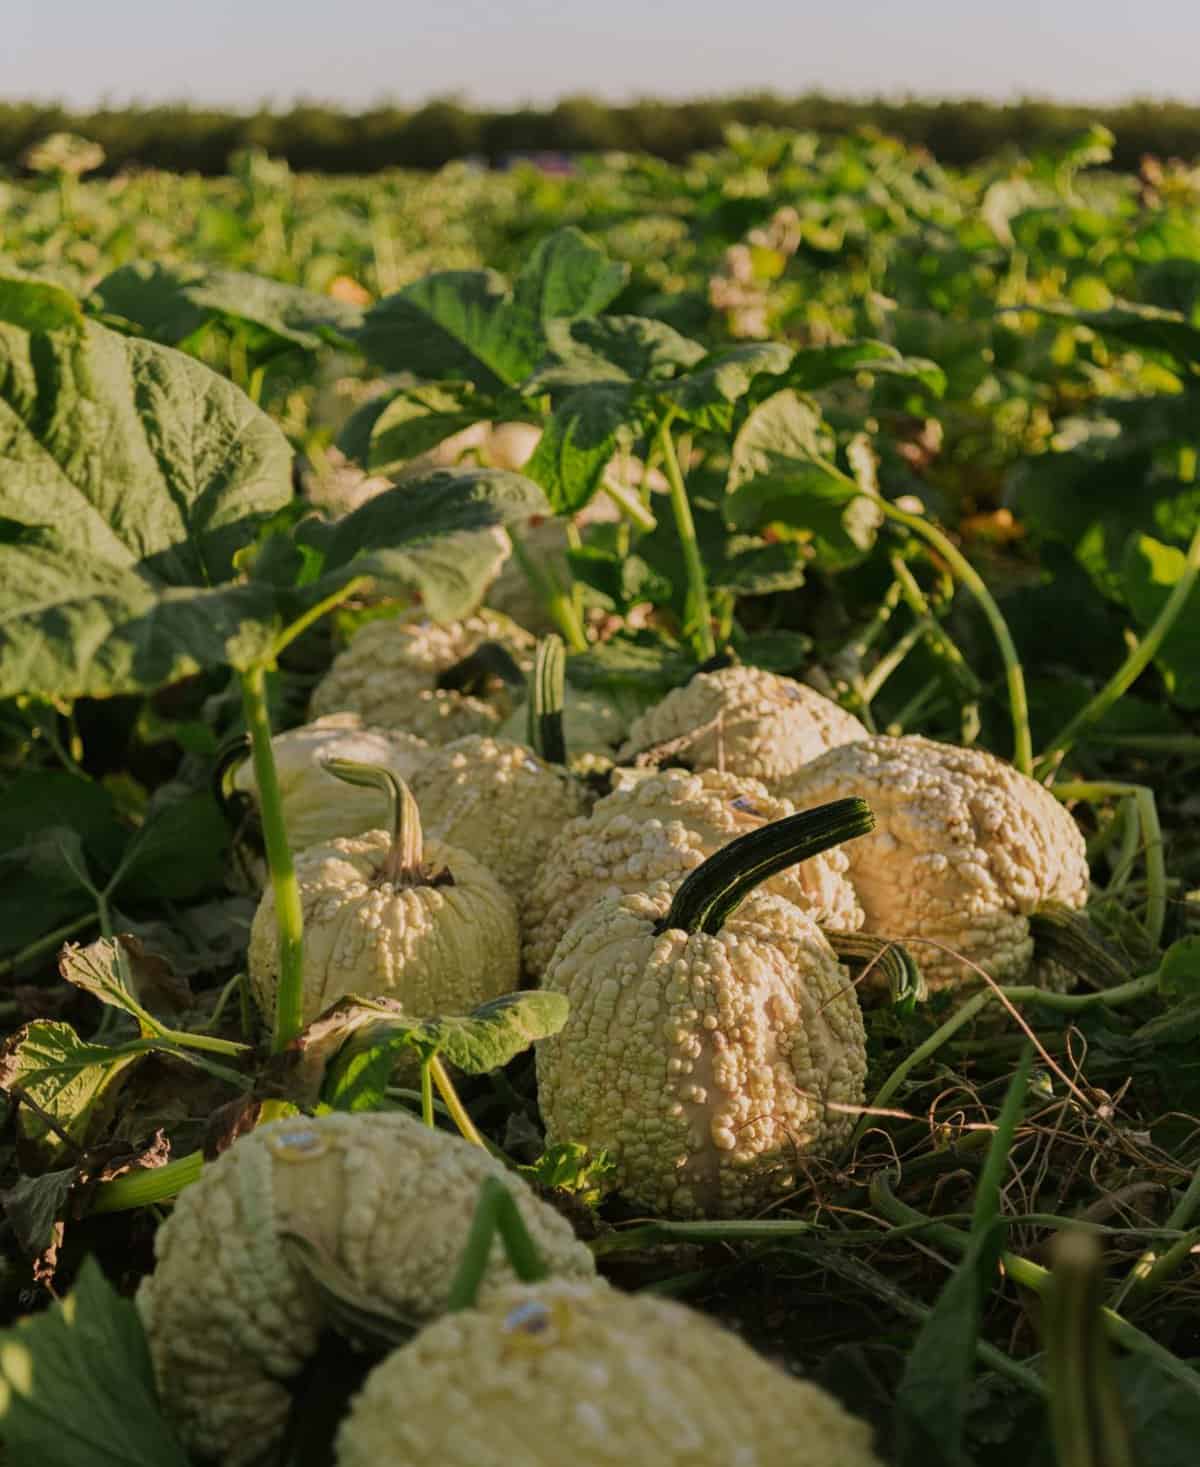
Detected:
[{"left": 2, "top": 93, "right": 1200, "bottom": 174}]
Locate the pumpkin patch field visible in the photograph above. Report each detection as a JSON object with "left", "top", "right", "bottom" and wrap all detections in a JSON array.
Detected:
[{"left": 0, "top": 125, "right": 1198, "bottom": 1466}]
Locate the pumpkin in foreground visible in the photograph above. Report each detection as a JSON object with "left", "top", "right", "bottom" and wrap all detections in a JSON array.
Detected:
[
  {"left": 537, "top": 800, "right": 874, "bottom": 1217},
  {"left": 336, "top": 1278, "right": 885, "bottom": 1467},
  {"left": 137, "top": 1112, "right": 596, "bottom": 1466}
]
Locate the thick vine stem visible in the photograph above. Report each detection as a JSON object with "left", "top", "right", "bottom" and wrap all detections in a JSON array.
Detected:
[
  {"left": 1028, "top": 903, "right": 1131, "bottom": 989},
  {"left": 89, "top": 1150, "right": 205, "bottom": 1214},
  {"left": 657, "top": 413, "right": 717, "bottom": 660},
  {"left": 826, "top": 932, "right": 926, "bottom": 1008},
  {"left": 240, "top": 664, "right": 305, "bottom": 1053},
  {"left": 528, "top": 635, "right": 567, "bottom": 766},
  {"left": 429, "top": 1056, "right": 486, "bottom": 1148},
  {"left": 323, "top": 759, "right": 425, "bottom": 885},
  {"left": 1036, "top": 521, "right": 1200, "bottom": 779},
  {"left": 874, "top": 497, "right": 1032, "bottom": 774},
  {"left": 507, "top": 523, "right": 588, "bottom": 653},
  {"left": 445, "top": 1177, "right": 550, "bottom": 1312},
  {"left": 1045, "top": 1231, "right": 1137, "bottom": 1467},
  {"left": 661, "top": 798, "right": 875, "bottom": 936}
]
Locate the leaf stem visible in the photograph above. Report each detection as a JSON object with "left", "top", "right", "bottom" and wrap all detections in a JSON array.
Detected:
[
  {"left": 657, "top": 414, "right": 716, "bottom": 660},
  {"left": 89, "top": 1149, "right": 205, "bottom": 1214},
  {"left": 271, "top": 577, "right": 370, "bottom": 661},
  {"left": 0, "top": 912, "right": 96, "bottom": 977},
  {"left": 1035, "top": 521, "right": 1200, "bottom": 779},
  {"left": 600, "top": 472, "right": 658, "bottom": 530},
  {"left": 507, "top": 525, "right": 588, "bottom": 653},
  {"left": 445, "top": 1177, "right": 549, "bottom": 1312},
  {"left": 420, "top": 1061, "right": 435, "bottom": 1128},
  {"left": 877, "top": 499, "right": 1032, "bottom": 773},
  {"left": 429, "top": 1055, "right": 485, "bottom": 1147},
  {"left": 1111, "top": 1164, "right": 1200, "bottom": 1310},
  {"left": 240, "top": 663, "right": 305, "bottom": 1053}
]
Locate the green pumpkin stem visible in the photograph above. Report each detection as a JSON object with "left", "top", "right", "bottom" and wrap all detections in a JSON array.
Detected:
[
  {"left": 323, "top": 759, "right": 425, "bottom": 885},
  {"left": 662, "top": 797, "right": 875, "bottom": 936},
  {"left": 528, "top": 634, "right": 567, "bottom": 767}
]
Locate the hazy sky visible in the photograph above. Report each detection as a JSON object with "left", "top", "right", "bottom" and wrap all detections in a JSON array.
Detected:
[{"left": 5, "top": 0, "right": 1197, "bottom": 110}]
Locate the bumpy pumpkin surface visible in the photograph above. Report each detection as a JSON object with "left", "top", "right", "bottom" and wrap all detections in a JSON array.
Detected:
[
  {"left": 785, "top": 734, "right": 1090, "bottom": 991},
  {"left": 410, "top": 735, "right": 588, "bottom": 899},
  {"left": 248, "top": 826, "right": 519, "bottom": 1025},
  {"left": 521, "top": 768, "right": 862, "bottom": 979},
  {"left": 337, "top": 1278, "right": 884, "bottom": 1467},
  {"left": 537, "top": 886, "right": 867, "bottom": 1218},
  {"left": 310, "top": 613, "right": 533, "bottom": 744},
  {"left": 138, "top": 1112, "right": 597, "bottom": 1466},
  {"left": 617, "top": 665, "right": 868, "bottom": 790}
]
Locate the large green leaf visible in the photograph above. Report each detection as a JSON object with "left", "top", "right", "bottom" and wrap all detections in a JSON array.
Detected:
[
  {"left": 525, "top": 383, "right": 639, "bottom": 514},
  {"left": 0, "top": 1256, "right": 190, "bottom": 1467},
  {"left": 566, "top": 639, "right": 697, "bottom": 695},
  {"left": 709, "top": 537, "right": 809, "bottom": 594},
  {"left": 0, "top": 534, "right": 282, "bottom": 700},
  {"left": 0, "top": 316, "right": 292, "bottom": 699},
  {"left": 785, "top": 339, "right": 946, "bottom": 396},
  {"left": 1121, "top": 533, "right": 1200, "bottom": 708},
  {"left": 0, "top": 273, "right": 85, "bottom": 334},
  {"left": 532, "top": 315, "right": 706, "bottom": 388},
  {"left": 358, "top": 228, "right": 627, "bottom": 392},
  {"left": 357, "top": 270, "right": 542, "bottom": 391},
  {"left": 510, "top": 226, "right": 629, "bottom": 324},
  {"left": 92, "top": 262, "right": 364, "bottom": 351},
  {"left": 322, "top": 991, "right": 569, "bottom": 1112},
  {"left": 366, "top": 384, "right": 484, "bottom": 476},
  {"left": 894, "top": 1220, "right": 1007, "bottom": 1467},
  {"left": 725, "top": 390, "right": 881, "bottom": 567},
  {"left": 295, "top": 468, "right": 548, "bottom": 622},
  {"left": 657, "top": 342, "right": 794, "bottom": 430}
]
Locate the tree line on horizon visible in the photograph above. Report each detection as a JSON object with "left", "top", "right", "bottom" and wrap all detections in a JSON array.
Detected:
[{"left": 3, "top": 92, "right": 1199, "bottom": 174}]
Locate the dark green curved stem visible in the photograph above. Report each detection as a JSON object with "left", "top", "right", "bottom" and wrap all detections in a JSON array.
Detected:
[
  {"left": 446, "top": 1177, "right": 549, "bottom": 1312},
  {"left": 827, "top": 931, "right": 926, "bottom": 1009},
  {"left": 323, "top": 759, "right": 423, "bottom": 885},
  {"left": 528, "top": 635, "right": 567, "bottom": 767},
  {"left": 211, "top": 733, "right": 253, "bottom": 828},
  {"left": 1028, "top": 902, "right": 1131, "bottom": 988},
  {"left": 662, "top": 798, "right": 875, "bottom": 936},
  {"left": 1045, "top": 1231, "right": 1137, "bottom": 1467},
  {"left": 240, "top": 665, "right": 305, "bottom": 1053}
]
